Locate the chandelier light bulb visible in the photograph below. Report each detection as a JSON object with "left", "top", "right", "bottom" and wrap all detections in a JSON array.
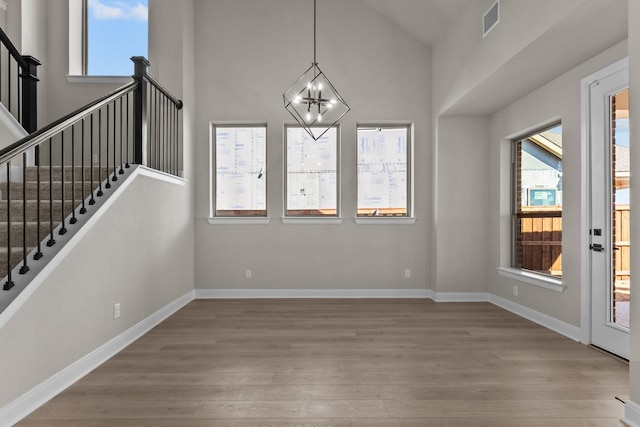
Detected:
[
  {"left": 318, "top": 113, "right": 322, "bottom": 122},
  {"left": 306, "top": 111, "right": 312, "bottom": 122}
]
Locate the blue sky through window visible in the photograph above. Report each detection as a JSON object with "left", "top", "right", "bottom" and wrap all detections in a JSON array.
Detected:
[{"left": 88, "top": 0, "right": 148, "bottom": 76}]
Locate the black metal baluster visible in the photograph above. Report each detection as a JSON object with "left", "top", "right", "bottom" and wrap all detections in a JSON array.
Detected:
[
  {"left": 46, "top": 138, "right": 55, "bottom": 247},
  {"left": 97, "top": 109, "right": 103, "bottom": 197},
  {"left": 168, "top": 102, "right": 172, "bottom": 175},
  {"left": 33, "top": 146, "right": 42, "bottom": 260},
  {"left": 169, "top": 99, "right": 173, "bottom": 174},
  {"left": 119, "top": 95, "right": 125, "bottom": 174},
  {"left": 157, "top": 93, "right": 161, "bottom": 171},
  {"left": 160, "top": 94, "right": 164, "bottom": 172},
  {"left": 70, "top": 124, "right": 77, "bottom": 224},
  {"left": 156, "top": 91, "right": 160, "bottom": 171},
  {"left": 148, "top": 87, "right": 152, "bottom": 168},
  {"left": 155, "top": 87, "right": 159, "bottom": 169},
  {"left": 7, "top": 58, "right": 11, "bottom": 116},
  {"left": 19, "top": 152, "right": 28, "bottom": 275},
  {"left": 168, "top": 99, "right": 172, "bottom": 173},
  {"left": 125, "top": 92, "right": 130, "bottom": 168},
  {"left": 105, "top": 104, "right": 111, "bottom": 189},
  {"left": 164, "top": 96, "right": 168, "bottom": 172},
  {"left": 162, "top": 92, "right": 166, "bottom": 171},
  {"left": 89, "top": 114, "right": 96, "bottom": 206},
  {"left": 80, "top": 118, "right": 87, "bottom": 214},
  {"left": 4, "top": 161, "right": 14, "bottom": 290},
  {"left": 59, "top": 132, "right": 67, "bottom": 235},
  {"left": 150, "top": 87, "right": 154, "bottom": 168},
  {"left": 112, "top": 100, "right": 118, "bottom": 181},
  {"left": 175, "top": 104, "right": 179, "bottom": 175}
]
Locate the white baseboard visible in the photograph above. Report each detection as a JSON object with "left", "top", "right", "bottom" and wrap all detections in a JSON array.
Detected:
[
  {"left": 195, "top": 289, "right": 492, "bottom": 302},
  {"left": 195, "top": 288, "right": 432, "bottom": 299},
  {"left": 623, "top": 401, "right": 640, "bottom": 427},
  {"left": 0, "top": 290, "right": 194, "bottom": 427},
  {"left": 489, "top": 294, "right": 581, "bottom": 341},
  {"left": 433, "top": 292, "right": 489, "bottom": 302}
]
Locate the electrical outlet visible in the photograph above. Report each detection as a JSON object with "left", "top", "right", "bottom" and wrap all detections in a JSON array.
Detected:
[
  {"left": 245, "top": 269, "right": 252, "bottom": 279},
  {"left": 92, "top": 154, "right": 98, "bottom": 164},
  {"left": 404, "top": 269, "right": 411, "bottom": 279},
  {"left": 113, "top": 303, "right": 120, "bottom": 319},
  {"left": 513, "top": 285, "right": 518, "bottom": 297}
]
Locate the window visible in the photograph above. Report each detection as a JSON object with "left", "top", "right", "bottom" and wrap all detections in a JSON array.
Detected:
[
  {"left": 357, "top": 125, "right": 411, "bottom": 217},
  {"left": 513, "top": 124, "right": 562, "bottom": 277},
  {"left": 75, "top": 0, "right": 148, "bottom": 76},
  {"left": 213, "top": 125, "right": 267, "bottom": 217},
  {"left": 285, "top": 126, "right": 339, "bottom": 216}
]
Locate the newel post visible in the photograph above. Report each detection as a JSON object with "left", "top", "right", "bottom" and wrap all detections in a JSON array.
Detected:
[
  {"left": 132, "top": 56, "right": 149, "bottom": 166},
  {"left": 20, "top": 55, "right": 40, "bottom": 134}
]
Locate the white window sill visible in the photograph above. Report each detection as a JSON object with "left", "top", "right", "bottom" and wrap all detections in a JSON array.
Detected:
[
  {"left": 208, "top": 217, "right": 270, "bottom": 225},
  {"left": 354, "top": 217, "right": 417, "bottom": 224},
  {"left": 281, "top": 217, "right": 343, "bottom": 224},
  {"left": 497, "top": 267, "right": 565, "bottom": 293},
  {"left": 66, "top": 75, "right": 133, "bottom": 84}
]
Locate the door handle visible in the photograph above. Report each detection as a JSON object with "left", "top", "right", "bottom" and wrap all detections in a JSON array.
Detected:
[{"left": 590, "top": 243, "right": 605, "bottom": 252}]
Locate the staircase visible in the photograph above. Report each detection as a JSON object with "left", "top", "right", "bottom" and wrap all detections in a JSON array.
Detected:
[
  {"left": 0, "top": 56, "right": 182, "bottom": 315},
  {"left": 0, "top": 165, "right": 110, "bottom": 281}
]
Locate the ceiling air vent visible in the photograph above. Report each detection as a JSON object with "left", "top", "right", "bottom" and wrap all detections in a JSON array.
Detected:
[{"left": 483, "top": 0, "right": 499, "bottom": 38}]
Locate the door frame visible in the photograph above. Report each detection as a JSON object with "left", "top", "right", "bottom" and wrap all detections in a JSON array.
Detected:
[{"left": 580, "top": 57, "right": 629, "bottom": 347}]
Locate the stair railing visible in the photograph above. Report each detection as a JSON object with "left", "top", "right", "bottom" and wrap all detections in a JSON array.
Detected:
[
  {"left": 0, "top": 26, "right": 39, "bottom": 133},
  {"left": 0, "top": 57, "right": 182, "bottom": 291}
]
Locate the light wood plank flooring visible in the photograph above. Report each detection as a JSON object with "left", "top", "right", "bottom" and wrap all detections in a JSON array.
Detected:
[{"left": 17, "top": 299, "right": 628, "bottom": 426}]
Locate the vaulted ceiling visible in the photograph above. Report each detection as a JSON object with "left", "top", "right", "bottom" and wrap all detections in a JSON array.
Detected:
[{"left": 360, "top": 0, "right": 469, "bottom": 46}]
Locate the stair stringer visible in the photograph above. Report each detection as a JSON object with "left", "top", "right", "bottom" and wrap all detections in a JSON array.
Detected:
[{"left": 0, "top": 165, "right": 194, "bottom": 422}]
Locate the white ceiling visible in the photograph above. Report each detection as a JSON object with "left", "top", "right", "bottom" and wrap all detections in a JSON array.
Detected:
[{"left": 360, "top": 0, "right": 469, "bottom": 46}]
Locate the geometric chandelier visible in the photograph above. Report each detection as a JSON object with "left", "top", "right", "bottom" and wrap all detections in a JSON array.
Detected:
[{"left": 283, "top": 0, "right": 350, "bottom": 140}]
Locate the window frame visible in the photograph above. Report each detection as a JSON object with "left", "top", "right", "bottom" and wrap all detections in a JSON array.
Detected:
[
  {"left": 283, "top": 124, "right": 341, "bottom": 219},
  {"left": 68, "top": 0, "right": 148, "bottom": 79},
  {"left": 209, "top": 123, "right": 268, "bottom": 222},
  {"left": 511, "top": 122, "right": 563, "bottom": 279},
  {"left": 355, "top": 123, "right": 414, "bottom": 222}
]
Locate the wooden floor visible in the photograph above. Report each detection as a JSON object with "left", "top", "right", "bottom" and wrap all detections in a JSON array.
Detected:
[{"left": 18, "top": 299, "right": 629, "bottom": 426}]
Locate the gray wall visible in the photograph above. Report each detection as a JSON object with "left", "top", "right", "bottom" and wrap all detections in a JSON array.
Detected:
[
  {"left": 0, "top": 171, "right": 194, "bottom": 407},
  {"left": 488, "top": 41, "right": 628, "bottom": 327},
  {"left": 193, "top": 0, "right": 432, "bottom": 292},
  {"left": 433, "top": 115, "right": 490, "bottom": 294}
]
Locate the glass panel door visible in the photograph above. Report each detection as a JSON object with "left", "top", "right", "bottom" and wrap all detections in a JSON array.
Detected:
[
  {"left": 611, "top": 88, "right": 630, "bottom": 329},
  {"left": 589, "top": 62, "right": 629, "bottom": 359}
]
